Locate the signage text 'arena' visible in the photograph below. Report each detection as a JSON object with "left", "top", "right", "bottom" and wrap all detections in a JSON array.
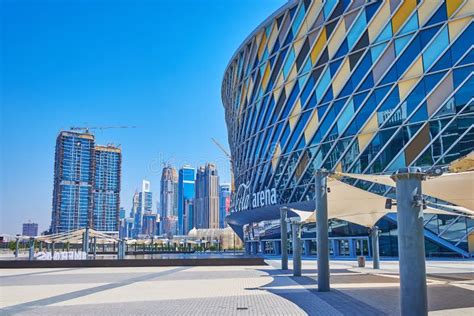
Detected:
[{"left": 233, "top": 183, "right": 277, "bottom": 212}]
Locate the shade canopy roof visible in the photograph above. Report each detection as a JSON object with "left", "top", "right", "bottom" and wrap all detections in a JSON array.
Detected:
[
  {"left": 35, "top": 228, "right": 118, "bottom": 244},
  {"left": 288, "top": 178, "right": 458, "bottom": 227},
  {"left": 337, "top": 170, "right": 474, "bottom": 212}
]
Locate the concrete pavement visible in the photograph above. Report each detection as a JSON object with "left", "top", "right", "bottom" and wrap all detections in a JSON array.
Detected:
[{"left": 1, "top": 259, "right": 473, "bottom": 315}]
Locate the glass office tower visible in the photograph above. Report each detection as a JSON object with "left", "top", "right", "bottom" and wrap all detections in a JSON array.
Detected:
[
  {"left": 51, "top": 131, "right": 95, "bottom": 233},
  {"left": 222, "top": 0, "right": 473, "bottom": 256},
  {"left": 178, "top": 165, "right": 195, "bottom": 234},
  {"left": 219, "top": 184, "right": 231, "bottom": 228}
]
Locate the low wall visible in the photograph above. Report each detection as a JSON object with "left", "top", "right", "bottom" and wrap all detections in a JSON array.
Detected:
[{"left": 0, "top": 257, "right": 266, "bottom": 268}]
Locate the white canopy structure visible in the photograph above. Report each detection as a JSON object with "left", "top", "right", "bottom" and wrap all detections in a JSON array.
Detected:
[
  {"left": 35, "top": 228, "right": 118, "bottom": 244},
  {"left": 336, "top": 170, "right": 474, "bottom": 213},
  {"left": 288, "top": 178, "right": 457, "bottom": 227}
]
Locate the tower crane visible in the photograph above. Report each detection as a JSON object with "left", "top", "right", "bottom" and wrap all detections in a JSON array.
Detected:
[
  {"left": 211, "top": 137, "right": 235, "bottom": 193},
  {"left": 70, "top": 126, "right": 136, "bottom": 133}
]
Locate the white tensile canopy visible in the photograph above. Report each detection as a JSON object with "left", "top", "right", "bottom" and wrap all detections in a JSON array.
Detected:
[
  {"left": 35, "top": 228, "right": 118, "bottom": 244},
  {"left": 336, "top": 170, "right": 474, "bottom": 214},
  {"left": 287, "top": 178, "right": 458, "bottom": 228}
]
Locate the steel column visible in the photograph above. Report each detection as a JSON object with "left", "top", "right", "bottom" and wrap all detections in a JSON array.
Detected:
[
  {"left": 280, "top": 207, "right": 288, "bottom": 270},
  {"left": 292, "top": 221, "right": 302, "bottom": 276},
  {"left": 315, "top": 169, "right": 330, "bottom": 292},
  {"left": 391, "top": 168, "right": 427, "bottom": 316}
]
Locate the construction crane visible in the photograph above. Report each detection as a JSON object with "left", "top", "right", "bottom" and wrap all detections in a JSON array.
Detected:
[
  {"left": 70, "top": 126, "right": 136, "bottom": 133},
  {"left": 211, "top": 137, "right": 235, "bottom": 193}
]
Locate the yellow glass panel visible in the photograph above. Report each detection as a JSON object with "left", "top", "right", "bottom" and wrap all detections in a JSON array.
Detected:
[
  {"left": 448, "top": 16, "right": 471, "bottom": 41},
  {"left": 301, "top": 1, "right": 323, "bottom": 33},
  {"left": 391, "top": 0, "right": 417, "bottom": 34},
  {"left": 335, "top": 162, "right": 342, "bottom": 173},
  {"left": 358, "top": 114, "right": 378, "bottom": 151},
  {"left": 454, "top": 0, "right": 474, "bottom": 17},
  {"left": 261, "top": 63, "right": 271, "bottom": 90},
  {"left": 310, "top": 27, "right": 327, "bottom": 64},
  {"left": 447, "top": 0, "right": 464, "bottom": 17},
  {"left": 246, "top": 77, "right": 254, "bottom": 102},
  {"left": 289, "top": 99, "right": 302, "bottom": 130},
  {"left": 293, "top": 38, "right": 304, "bottom": 55},
  {"left": 285, "top": 80, "right": 296, "bottom": 97},
  {"left": 304, "top": 111, "right": 319, "bottom": 142},
  {"left": 288, "top": 65, "right": 298, "bottom": 82},
  {"left": 332, "top": 58, "right": 350, "bottom": 96},
  {"left": 368, "top": 1, "right": 391, "bottom": 42},
  {"left": 403, "top": 56, "right": 423, "bottom": 80},
  {"left": 267, "top": 23, "right": 279, "bottom": 53},
  {"left": 418, "top": 0, "right": 439, "bottom": 26},
  {"left": 398, "top": 78, "right": 418, "bottom": 100},
  {"left": 257, "top": 32, "right": 267, "bottom": 59},
  {"left": 271, "top": 143, "right": 281, "bottom": 170},
  {"left": 328, "top": 19, "right": 346, "bottom": 58}
]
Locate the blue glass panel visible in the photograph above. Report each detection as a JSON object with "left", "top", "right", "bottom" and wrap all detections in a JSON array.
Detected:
[
  {"left": 365, "top": 1, "right": 381, "bottom": 22},
  {"left": 335, "top": 40, "right": 349, "bottom": 59},
  {"left": 337, "top": 99, "right": 355, "bottom": 132},
  {"left": 348, "top": 11, "right": 367, "bottom": 50},
  {"left": 395, "top": 33, "right": 413, "bottom": 55},
  {"left": 321, "top": 88, "right": 333, "bottom": 104},
  {"left": 423, "top": 26, "right": 449, "bottom": 71},
  {"left": 292, "top": 5, "right": 306, "bottom": 34},
  {"left": 283, "top": 49, "right": 296, "bottom": 78},
  {"left": 453, "top": 65, "right": 474, "bottom": 87},
  {"left": 399, "top": 12, "right": 418, "bottom": 35},
  {"left": 323, "top": 0, "right": 337, "bottom": 19},
  {"left": 315, "top": 67, "right": 331, "bottom": 101},
  {"left": 387, "top": 151, "right": 406, "bottom": 171},
  {"left": 371, "top": 42, "right": 388, "bottom": 63},
  {"left": 450, "top": 23, "right": 474, "bottom": 64},
  {"left": 300, "top": 76, "right": 315, "bottom": 106},
  {"left": 426, "top": 3, "right": 447, "bottom": 27},
  {"left": 409, "top": 103, "right": 428, "bottom": 123},
  {"left": 375, "top": 22, "right": 392, "bottom": 43},
  {"left": 330, "top": 58, "right": 343, "bottom": 75}
]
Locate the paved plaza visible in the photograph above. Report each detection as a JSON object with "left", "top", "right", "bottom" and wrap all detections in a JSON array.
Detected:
[{"left": 1, "top": 259, "right": 473, "bottom": 315}]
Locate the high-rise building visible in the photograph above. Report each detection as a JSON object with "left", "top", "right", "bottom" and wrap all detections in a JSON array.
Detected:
[
  {"left": 119, "top": 207, "right": 126, "bottom": 220},
  {"left": 142, "top": 213, "right": 158, "bottom": 237},
  {"left": 219, "top": 184, "right": 231, "bottom": 228},
  {"left": 160, "top": 166, "right": 178, "bottom": 235},
  {"left": 194, "top": 163, "right": 220, "bottom": 229},
  {"left": 22, "top": 222, "right": 38, "bottom": 237},
  {"left": 135, "top": 180, "right": 152, "bottom": 236},
  {"left": 51, "top": 131, "right": 95, "bottom": 233},
  {"left": 92, "top": 145, "right": 121, "bottom": 233},
  {"left": 178, "top": 165, "right": 195, "bottom": 234}
]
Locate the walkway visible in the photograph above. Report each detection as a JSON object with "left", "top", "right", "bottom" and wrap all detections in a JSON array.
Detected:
[{"left": 1, "top": 259, "right": 473, "bottom": 315}]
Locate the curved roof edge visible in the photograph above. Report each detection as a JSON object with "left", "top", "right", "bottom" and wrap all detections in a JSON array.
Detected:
[{"left": 222, "top": 0, "right": 298, "bottom": 80}]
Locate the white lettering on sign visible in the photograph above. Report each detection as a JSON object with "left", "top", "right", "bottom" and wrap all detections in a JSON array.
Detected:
[{"left": 233, "top": 182, "right": 277, "bottom": 212}]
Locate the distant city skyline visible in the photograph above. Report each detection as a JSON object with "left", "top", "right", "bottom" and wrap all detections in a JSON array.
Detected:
[{"left": 0, "top": 0, "right": 286, "bottom": 234}]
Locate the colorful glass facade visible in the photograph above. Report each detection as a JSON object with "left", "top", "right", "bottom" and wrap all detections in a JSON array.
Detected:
[{"left": 222, "top": 0, "right": 473, "bottom": 252}]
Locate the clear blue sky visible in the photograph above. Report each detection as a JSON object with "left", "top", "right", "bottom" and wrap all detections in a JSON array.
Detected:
[{"left": 0, "top": 0, "right": 285, "bottom": 234}]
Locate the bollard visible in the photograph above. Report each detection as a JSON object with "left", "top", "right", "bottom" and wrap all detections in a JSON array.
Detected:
[
  {"left": 391, "top": 168, "right": 427, "bottom": 316},
  {"left": 292, "top": 221, "right": 302, "bottom": 277},
  {"left": 315, "top": 169, "right": 330, "bottom": 292},
  {"left": 280, "top": 207, "right": 288, "bottom": 270},
  {"left": 370, "top": 226, "right": 380, "bottom": 269}
]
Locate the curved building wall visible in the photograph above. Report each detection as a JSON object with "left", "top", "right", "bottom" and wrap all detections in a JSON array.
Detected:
[{"left": 222, "top": 1, "right": 473, "bottom": 230}]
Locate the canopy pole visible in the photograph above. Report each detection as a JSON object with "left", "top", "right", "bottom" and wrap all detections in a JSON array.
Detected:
[
  {"left": 370, "top": 226, "right": 380, "bottom": 269},
  {"left": 315, "top": 169, "right": 330, "bottom": 292},
  {"left": 291, "top": 220, "right": 302, "bottom": 277},
  {"left": 280, "top": 207, "right": 288, "bottom": 270},
  {"left": 29, "top": 237, "right": 35, "bottom": 261},
  {"left": 15, "top": 237, "right": 20, "bottom": 259},
  {"left": 391, "top": 168, "right": 427, "bottom": 316}
]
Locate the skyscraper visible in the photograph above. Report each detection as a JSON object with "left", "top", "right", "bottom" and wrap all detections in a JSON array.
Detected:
[
  {"left": 142, "top": 213, "right": 158, "bottom": 237},
  {"left": 22, "top": 222, "right": 38, "bottom": 237},
  {"left": 92, "top": 145, "right": 121, "bottom": 233},
  {"left": 194, "top": 163, "right": 220, "bottom": 229},
  {"left": 178, "top": 165, "right": 195, "bottom": 234},
  {"left": 160, "top": 166, "right": 178, "bottom": 235},
  {"left": 134, "top": 180, "right": 152, "bottom": 237},
  {"left": 219, "top": 184, "right": 231, "bottom": 228},
  {"left": 51, "top": 131, "right": 95, "bottom": 233}
]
